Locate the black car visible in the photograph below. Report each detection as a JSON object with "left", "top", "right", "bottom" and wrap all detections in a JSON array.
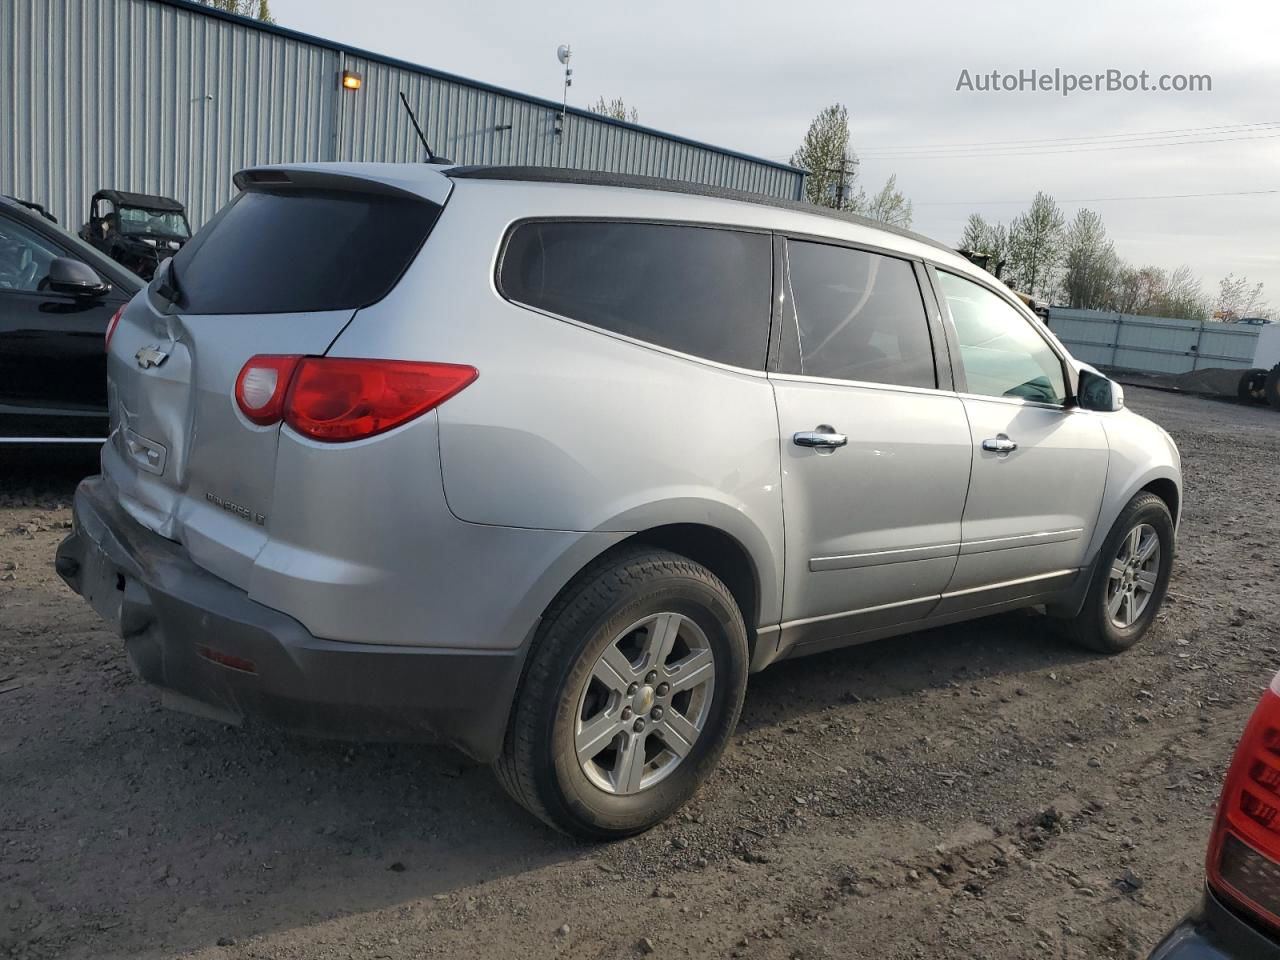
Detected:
[
  {"left": 78, "top": 189, "right": 191, "bottom": 279},
  {"left": 1149, "top": 672, "right": 1280, "bottom": 958},
  {"left": 0, "top": 195, "right": 142, "bottom": 444}
]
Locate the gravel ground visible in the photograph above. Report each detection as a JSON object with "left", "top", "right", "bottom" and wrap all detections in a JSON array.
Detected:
[{"left": 3, "top": 386, "right": 1278, "bottom": 960}]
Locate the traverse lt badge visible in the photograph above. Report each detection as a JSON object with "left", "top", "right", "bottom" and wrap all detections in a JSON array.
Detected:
[{"left": 135, "top": 345, "right": 169, "bottom": 369}]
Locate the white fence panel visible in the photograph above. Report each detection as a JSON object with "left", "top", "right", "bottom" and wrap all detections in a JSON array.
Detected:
[{"left": 1047, "top": 307, "right": 1261, "bottom": 374}]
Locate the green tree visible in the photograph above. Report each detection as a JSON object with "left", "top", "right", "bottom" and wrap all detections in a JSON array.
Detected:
[
  {"left": 957, "top": 214, "right": 1009, "bottom": 276},
  {"left": 197, "top": 0, "right": 274, "bottom": 22},
  {"left": 958, "top": 213, "right": 991, "bottom": 253},
  {"left": 1006, "top": 192, "right": 1065, "bottom": 300},
  {"left": 589, "top": 96, "right": 639, "bottom": 124},
  {"left": 791, "top": 103, "right": 856, "bottom": 209},
  {"left": 791, "top": 103, "right": 911, "bottom": 225},
  {"left": 850, "top": 174, "right": 912, "bottom": 228},
  {"left": 1061, "top": 208, "right": 1117, "bottom": 309}
]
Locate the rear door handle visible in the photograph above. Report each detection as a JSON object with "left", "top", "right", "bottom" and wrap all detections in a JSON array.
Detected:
[
  {"left": 794, "top": 426, "right": 848, "bottom": 450},
  {"left": 981, "top": 434, "right": 1018, "bottom": 454}
]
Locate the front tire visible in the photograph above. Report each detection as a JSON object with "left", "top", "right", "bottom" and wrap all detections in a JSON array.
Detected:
[
  {"left": 495, "top": 547, "right": 748, "bottom": 839},
  {"left": 1059, "top": 492, "right": 1174, "bottom": 654}
]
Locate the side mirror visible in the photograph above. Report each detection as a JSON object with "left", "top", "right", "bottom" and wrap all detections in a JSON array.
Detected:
[
  {"left": 44, "top": 257, "right": 111, "bottom": 298},
  {"left": 1078, "top": 369, "right": 1124, "bottom": 412}
]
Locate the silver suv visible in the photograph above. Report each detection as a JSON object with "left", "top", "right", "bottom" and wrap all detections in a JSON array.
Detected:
[{"left": 57, "top": 163, "right": 1181, "bottom": 838}]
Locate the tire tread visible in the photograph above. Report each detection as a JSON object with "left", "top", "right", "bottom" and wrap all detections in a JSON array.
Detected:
[
  {"left": 1061, "top": 491, "right": 1173, "bottom": 654},
  {"left": 494, "top": 545, "right": 744, "bottom": 835}
]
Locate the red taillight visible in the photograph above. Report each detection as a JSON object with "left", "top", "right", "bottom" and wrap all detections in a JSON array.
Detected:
[
  {"left": 196, "top": 645, "right": 257, "bottom": 674},
  {"left": 285, "top": 358, "right": 478, "bottom": 442},
  {"left": 233, "top": 355, "right": 477, "bottom": 441},
  {"left": 235, "top": 355, "right": 301, "bottom": 425},
  {"left": 1207, "top": 678, "right": 1280, "bottom": 932},
  {"left": 105, "top": 305, "right": 124, "bottom": 352}
]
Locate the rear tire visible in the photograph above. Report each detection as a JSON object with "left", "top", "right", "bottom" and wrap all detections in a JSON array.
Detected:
[
  {"left": 1238, "top": 368, "right": 1269, "bottom": 404},
  {"left": 1265, "top": 365, "right": 1280, "bottom": 410},
  {"left": 1058, "top": 492, "right": 1174, "bottom": 654},
  {"left": 495, "top": 546, "right": 748, "bottom": 839}
]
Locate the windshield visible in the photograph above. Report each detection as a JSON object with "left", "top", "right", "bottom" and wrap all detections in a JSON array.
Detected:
[{"left": 118, "top": 206, "right": 190, "bottom": 239}]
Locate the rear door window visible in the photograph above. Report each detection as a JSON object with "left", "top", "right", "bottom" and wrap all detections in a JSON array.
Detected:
[
  {"left": 780, "top": 240, "right": 937, "bottom": 389},
  {"left": 165, "top": 188, "right": 441, "bottom": 314},
  {"left": 498, "top": 220, "right": 772, "bottom": 370}
]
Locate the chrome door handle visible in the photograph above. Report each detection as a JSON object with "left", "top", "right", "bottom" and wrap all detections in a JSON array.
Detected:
[
  {"left": 982, "top": 435, "right": 1018, "bottom": 454},
  {"left": 794, "top": 426, "right": 848, "bottom": 449}
]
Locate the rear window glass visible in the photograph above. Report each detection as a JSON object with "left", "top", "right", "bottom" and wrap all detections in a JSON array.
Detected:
[
  {"left": 165, "top": 188, "right": 440, "bottom": 314},
  {"left": 498, "top": 220, "right": 772, "bottom": 369}
]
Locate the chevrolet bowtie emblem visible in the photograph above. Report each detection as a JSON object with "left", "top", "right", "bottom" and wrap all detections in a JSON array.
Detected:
[{"left": 135, "top": 345, "right": 170, "bottom": 369}]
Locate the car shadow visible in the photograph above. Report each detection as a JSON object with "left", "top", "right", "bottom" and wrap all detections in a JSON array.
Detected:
[
  {"left": 0, "top": 446, "right": 99, "bottom": 505},
  {"left": 9, "top": 601, "right": 1103, "bottom": 959},
  {"left": 738, "top": 608, "right": 1098, "bottom": 735}
]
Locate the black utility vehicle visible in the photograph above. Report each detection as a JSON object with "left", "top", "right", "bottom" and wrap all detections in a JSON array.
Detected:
[
  {"left": 79, "top": 189, "right": 191, "bottom": 279},
  {"left": 0, "top": 195, "right": 142, "bottom": 443}
]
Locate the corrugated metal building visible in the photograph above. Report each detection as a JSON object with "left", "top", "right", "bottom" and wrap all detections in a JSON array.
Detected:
[{"left": 2, "top": 0, "right": 806, "bottom": 229}]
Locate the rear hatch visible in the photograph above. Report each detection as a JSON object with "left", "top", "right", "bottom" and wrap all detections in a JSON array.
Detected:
[{"left": 103, "top": 166, "right": 449, "bottom": 590}]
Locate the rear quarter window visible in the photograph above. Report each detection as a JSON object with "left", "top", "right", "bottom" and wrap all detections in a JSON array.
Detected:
[
  {"left": 165, "top": 188, "right": 441, "bottom": 314},
  {"left": 498, "top": 220, "right": 772, "bottom": 370}
]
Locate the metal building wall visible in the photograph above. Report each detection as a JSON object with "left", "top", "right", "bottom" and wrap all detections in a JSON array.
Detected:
[{"left": 2, "top": 0, "right": 805, "bottom": 231}]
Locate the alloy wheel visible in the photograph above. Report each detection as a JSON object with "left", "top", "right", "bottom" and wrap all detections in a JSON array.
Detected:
[
  {"left": 574, "top": 612, "right": 716, "bottom": 795},
  {"left": 1106, "top": 522, "right": 1161, "bottom": 629}
]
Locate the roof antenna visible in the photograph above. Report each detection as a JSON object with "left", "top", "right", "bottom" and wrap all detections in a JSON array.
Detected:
[{"left": 399, "top": 91, "right": 451, "bottom": 164}]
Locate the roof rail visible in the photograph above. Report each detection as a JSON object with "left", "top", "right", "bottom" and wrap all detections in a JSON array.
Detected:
[{"left": 445, "top": 166, "right": 953, "bottom": 256}]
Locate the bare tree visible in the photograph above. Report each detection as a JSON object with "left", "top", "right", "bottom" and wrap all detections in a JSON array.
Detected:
[
  {"left": 1214, "top": 273, "right": 1266, "bottom": 320},
  {"left": 589, "top": 96, "right": 639, "bottom": 124},
  {"left": 1107, "top": 265, "right": 1165, "bottom": 315},
  {"left": 1103, "top": 263, "right": 1206, "bottom": 320},
  {"left": 1156, "top": 265, "right": 1208, "bottom": 320}
]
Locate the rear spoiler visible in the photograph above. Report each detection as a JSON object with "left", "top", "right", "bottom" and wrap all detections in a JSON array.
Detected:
[{"left": 233, "top": 167, "right": 449, "bottom": 204}]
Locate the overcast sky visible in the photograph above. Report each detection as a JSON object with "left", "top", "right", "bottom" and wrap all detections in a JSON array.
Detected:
[{"left": 275, "top": 0, "right": 1279, "bottom": 306}]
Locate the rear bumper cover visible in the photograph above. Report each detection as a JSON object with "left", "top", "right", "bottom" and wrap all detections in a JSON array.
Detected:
[
  {"left": 55, "top": 475, "right": 526, "bottom": 762},
  {"left": 1148, "top": 887, "right": 1280, "bottom": 959}
]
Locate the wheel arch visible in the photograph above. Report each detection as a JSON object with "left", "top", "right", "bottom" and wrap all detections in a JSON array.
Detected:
[
  {"left": 1085, "top": 463, "right": 1182, "bottom": 565},
  {"left": 622, "top": 523, "right": 761, "bottom": 638},
  {"left": 1140, "top": 476, "right": 1180, "bottom": 527},
  {"left": 525, "top": 514, "right": 777, "bottom": 671},
  {"left": 1053, "top": 468, "right": 1181, "bottom": 621}
]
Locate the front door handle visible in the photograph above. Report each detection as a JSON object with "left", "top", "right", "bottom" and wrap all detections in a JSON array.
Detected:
[
  {"left": 794, "top": 426, "right": 848, "bottom": 450},
  {"left": 981, "top": 434, "right": 1018, "bottom": 454}
]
